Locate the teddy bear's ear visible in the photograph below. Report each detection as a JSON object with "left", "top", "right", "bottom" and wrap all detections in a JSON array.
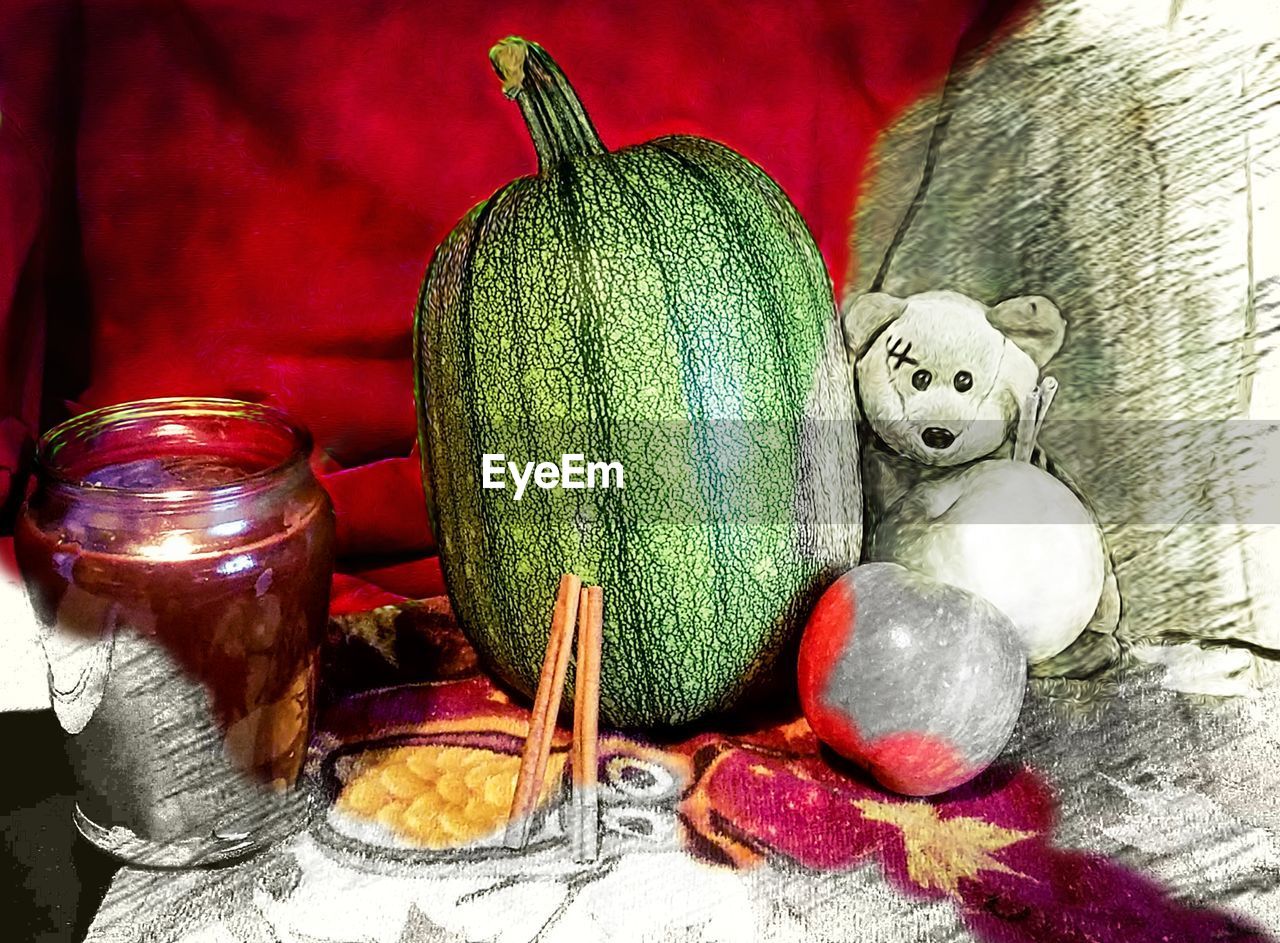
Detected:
[
  {"left": 988, "top": 295, "right": 1065, "bottom": 369},
  {"left": 841, "top": 293, "right": 907, "bottom": 358}
]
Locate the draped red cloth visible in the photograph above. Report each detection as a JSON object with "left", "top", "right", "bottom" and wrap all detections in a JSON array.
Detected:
[{"left": 0, "top": 0, "right": 1027, "bottom": 589}]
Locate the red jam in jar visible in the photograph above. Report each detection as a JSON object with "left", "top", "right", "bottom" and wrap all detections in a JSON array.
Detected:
[{"left": 15, "top": 398, "right": 335, "bottom": 865}]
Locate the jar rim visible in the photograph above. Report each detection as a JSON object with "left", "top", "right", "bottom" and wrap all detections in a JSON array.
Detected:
[{"left": 35, "top": 397, "right": 314, "bottom": 504}]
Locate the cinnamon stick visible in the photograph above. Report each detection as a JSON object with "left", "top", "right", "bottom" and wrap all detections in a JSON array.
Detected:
[
  {"left": 504, "top": 574, "right": 581, "bottom": 849},
  {"left": 571, "top": 585, "right": 604, "bottom": 862}
]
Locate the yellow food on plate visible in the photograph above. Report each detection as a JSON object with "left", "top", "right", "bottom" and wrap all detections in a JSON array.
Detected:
[{"left": 336, "top": 744, "right": 565, "bottom": 849}]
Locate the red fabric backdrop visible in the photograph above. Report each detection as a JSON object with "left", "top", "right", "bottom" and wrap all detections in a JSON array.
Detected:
[{"left": 1, "top": 0, "right": 1028, "bottom": 591}]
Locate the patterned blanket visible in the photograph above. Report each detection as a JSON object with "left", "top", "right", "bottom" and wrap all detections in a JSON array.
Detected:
[{"left": 85, "top": 597, "right": 1280, "bottom": 942}]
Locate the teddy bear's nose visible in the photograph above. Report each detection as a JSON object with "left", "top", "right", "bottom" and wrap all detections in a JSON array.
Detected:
[{"left": 921, "top": 427, "right": 956, "bottom": 450}]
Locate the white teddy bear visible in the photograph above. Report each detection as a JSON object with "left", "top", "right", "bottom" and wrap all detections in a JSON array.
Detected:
[{"left": 843, "top": 289, "right": 1121, "bottom": 679}]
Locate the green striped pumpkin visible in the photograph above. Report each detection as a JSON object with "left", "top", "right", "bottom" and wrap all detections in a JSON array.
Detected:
[{"left": 414, "top": 37, "right": 862, "bottom": 728}]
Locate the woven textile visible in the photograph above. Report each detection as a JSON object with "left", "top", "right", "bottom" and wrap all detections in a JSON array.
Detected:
[{"left": 85, "top": 597, "right": 1279, "bottom": 942}]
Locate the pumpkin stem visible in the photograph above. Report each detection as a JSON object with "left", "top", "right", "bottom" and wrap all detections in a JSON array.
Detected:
[{"left": 490, "top": 37, "right": 606, "bottom": 171}]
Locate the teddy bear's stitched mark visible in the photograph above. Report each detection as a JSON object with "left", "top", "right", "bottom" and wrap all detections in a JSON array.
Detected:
[{"left": 886, "top": 337, "right": 919, "bottom": 370}]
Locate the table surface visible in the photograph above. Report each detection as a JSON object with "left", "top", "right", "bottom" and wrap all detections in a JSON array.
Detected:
[
  {"left": 76, "top": 666, "right": 1280, "bottom": 943},
  {"left": 12, "top": 598, "right": 1280, "bottom": 942}
]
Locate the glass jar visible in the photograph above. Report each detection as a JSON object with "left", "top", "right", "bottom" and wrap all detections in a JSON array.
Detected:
[{"left": 15, "top": 398, "right": 335, "bottom": 866}]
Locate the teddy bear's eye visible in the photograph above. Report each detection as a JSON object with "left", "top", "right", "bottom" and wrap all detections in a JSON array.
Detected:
[
  {"left": 911, "top": 369, "right": 932, "bottom": 391},
  {"left": 954, "top": 371, "right": 973, "bottom": 392}
]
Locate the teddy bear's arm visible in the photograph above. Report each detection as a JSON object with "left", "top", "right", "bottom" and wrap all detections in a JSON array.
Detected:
[{"left": 861, "top": 439, "right": 958, "bottom": 525}]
